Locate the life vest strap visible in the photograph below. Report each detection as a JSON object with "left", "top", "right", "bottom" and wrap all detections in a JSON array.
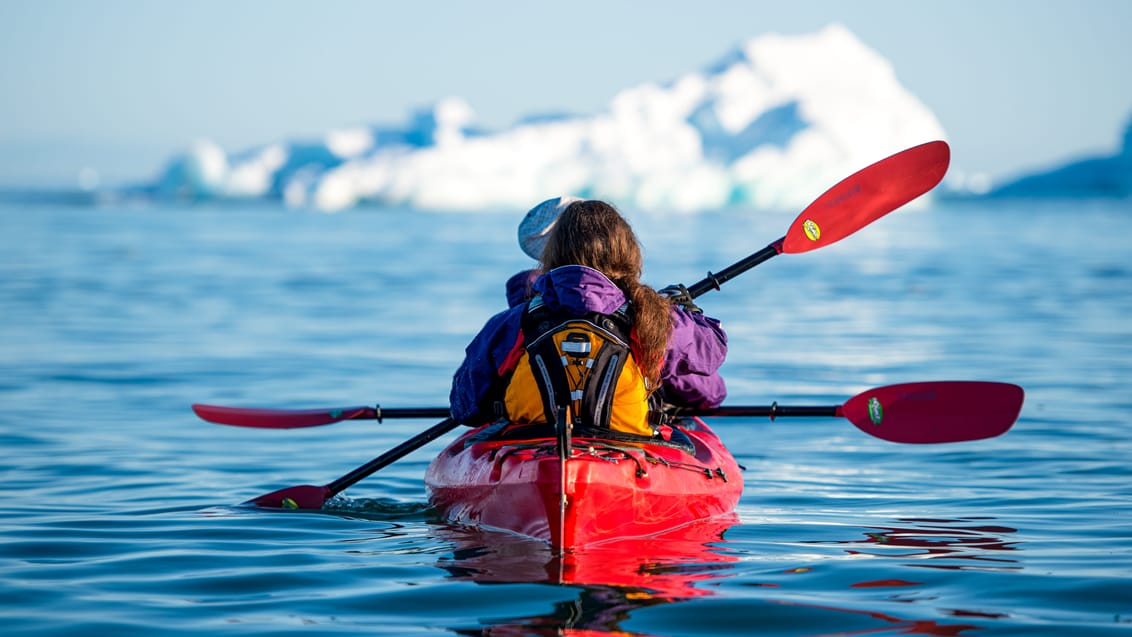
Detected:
[{"left": 522, "top": 297, "right": 634, "bottom": 430}]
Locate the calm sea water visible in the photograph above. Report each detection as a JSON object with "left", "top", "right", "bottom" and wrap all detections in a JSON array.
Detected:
[{"left": 1, "top": 197, "right": 1130, "bottom": 635}]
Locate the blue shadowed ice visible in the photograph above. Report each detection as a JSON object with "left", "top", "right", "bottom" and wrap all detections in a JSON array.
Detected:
[{"left": 980, "top": 115, "right": 1132, "bottom": 198}]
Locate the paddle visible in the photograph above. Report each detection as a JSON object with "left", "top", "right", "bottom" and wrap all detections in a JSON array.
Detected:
[
  {"left": 229, "top": 140, "right": 955, "bottom": 509},
  {"left": 192, "top": 404, "right": 449, "bottom": 429},
  {"left": 197, "top": 381, "right": 1024, "bottom": 445},
  {"left": 685, "top": 140, "right": 950, "bottom": 297},
  {"left": 692, "top": 381, "right": 1024, "bottom": 444},
  {"left": 245, "top": 418, "right": 461, "bottom": 509},
  {"left": 227, "top": 381, "right": 1021, "bottom": 509}
]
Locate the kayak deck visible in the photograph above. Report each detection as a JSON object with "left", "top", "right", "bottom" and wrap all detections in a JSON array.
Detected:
[{"left": 424, "top": 417, "right": 742, "bottom": 549}]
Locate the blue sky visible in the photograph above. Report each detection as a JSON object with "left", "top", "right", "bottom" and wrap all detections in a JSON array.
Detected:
[{"left": 1, "top": 0, "right": 1130, "bottom": 188}]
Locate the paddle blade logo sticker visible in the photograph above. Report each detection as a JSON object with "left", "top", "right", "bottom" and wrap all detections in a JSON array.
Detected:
[
  {"left": 803, "top": 219, "right": 821, "bottom": 242},
  {"left": 867, "top": 396, "right": 883, "bottom": 425}
]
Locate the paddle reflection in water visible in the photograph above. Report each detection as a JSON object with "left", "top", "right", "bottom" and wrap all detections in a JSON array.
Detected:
[
  {"left": 765, "top": 598, "right": 994, "bottom": 637},
  {"left": 815, "top": 517, "right": 1021, "bottom": 571}
]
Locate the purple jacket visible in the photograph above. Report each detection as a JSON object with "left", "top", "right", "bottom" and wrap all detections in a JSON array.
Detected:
[{"left": 450, "top": 265, "right": 728, "bottom": 424}]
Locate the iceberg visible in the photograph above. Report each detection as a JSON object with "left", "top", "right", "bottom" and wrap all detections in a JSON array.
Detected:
[
  {"left": 980, "top": 115, "right": 1132, "bottom": 199},
  {"left": 136, "top": 24, "right": 946, "bottom": 212}
]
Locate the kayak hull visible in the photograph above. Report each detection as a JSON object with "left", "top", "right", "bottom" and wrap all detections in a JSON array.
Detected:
[{"left": 424, "top": 417, "right": 742, "bottom": 549}]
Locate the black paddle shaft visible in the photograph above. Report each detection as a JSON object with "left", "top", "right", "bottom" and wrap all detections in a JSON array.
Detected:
[
  {"left": 326, "top": 418, "right": 461, "bottom": 495},
  {"left": 685, "top": 241, "right": 783, "bottom": 299},
  {"left": 692, "top": 404, "right": 838, "bottom": 419}
]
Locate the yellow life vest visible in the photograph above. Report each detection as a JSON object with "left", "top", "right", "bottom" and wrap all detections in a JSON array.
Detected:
[{"left": 496, "top": 297, "right": 653, "bottom": 436}]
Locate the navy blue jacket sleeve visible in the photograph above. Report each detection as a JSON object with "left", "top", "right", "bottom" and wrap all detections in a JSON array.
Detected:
[{"left": 449, "top": 307, "right": 523, "bottom": 424}]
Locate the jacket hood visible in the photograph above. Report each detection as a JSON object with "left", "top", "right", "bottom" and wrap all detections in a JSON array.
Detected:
[{"left": 533, "top": 265, "right": 627, "bottom": 315}]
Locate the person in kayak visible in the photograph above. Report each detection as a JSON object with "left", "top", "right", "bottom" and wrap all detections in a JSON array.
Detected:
[{"left": 450, "top": 199, "right": 727, "bottom": 437}]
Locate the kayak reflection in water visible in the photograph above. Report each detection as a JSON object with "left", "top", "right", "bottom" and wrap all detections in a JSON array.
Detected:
[
  {"left": 434, "top": 516, "right": 739, "bottom": 635},
  {"left": 436, "top": 515, "right": 739, "bottom": 597}
]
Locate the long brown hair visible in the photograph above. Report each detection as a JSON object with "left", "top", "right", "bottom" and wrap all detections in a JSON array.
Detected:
[{"left": 540, "top": 200, "right": 671, "bottom": 391}]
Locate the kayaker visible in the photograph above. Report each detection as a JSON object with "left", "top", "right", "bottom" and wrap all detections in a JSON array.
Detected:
[{"left": 450, "top": 199, "right": 727, "bottom": 437}]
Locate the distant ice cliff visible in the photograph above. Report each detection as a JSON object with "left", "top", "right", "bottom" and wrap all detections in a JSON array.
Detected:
[{"left": 134, "top": 24, "right": 947, "bottom": 212}]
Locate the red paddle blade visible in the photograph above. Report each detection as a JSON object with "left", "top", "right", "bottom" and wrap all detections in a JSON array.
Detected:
[
  {"left": 192, "top": 404, "right": 373, "bottom": 428},
  {"left": 244, "top": 484, "right": 332, "bottom": 509},
  {"left": 782, "top": 140, "right": 950, "bottom": 254},
  {"left": 840, "top": 381, "right": 1024, "bottom": 444}
]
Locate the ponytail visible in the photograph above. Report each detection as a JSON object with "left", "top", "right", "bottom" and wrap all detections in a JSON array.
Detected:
[
  {"left": 623, "top": 279, "right": 672, "bottom": 392},
  {"left": 541, "top": 200, "right": 672, "bottom": 393}
]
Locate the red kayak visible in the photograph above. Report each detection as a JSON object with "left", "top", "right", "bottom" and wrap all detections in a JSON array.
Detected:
[{"left": 424, "top": 417, "right": 742, "bottom": 549}]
